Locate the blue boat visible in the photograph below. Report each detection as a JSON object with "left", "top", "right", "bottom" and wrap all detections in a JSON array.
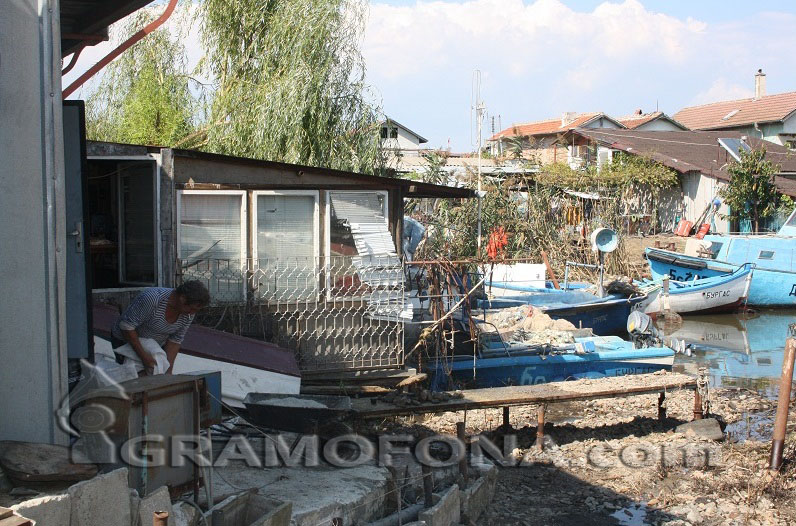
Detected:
[
  {"left": 474, "top": 286, "right": 646, "bottom": 336},
  {"left": 645, "top": 209, "right": 796, "bottom": 307},
  {"left": 433, "top": 335, "right": 675, "bottom": 389}
]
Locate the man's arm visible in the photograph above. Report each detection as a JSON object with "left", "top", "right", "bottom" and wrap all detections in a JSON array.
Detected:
[
  {"left": 122, "top": 329, "right": 158, "bottom": 371},
  {"left": 164, "top": 341, "right": 181, "bottom": 374}
]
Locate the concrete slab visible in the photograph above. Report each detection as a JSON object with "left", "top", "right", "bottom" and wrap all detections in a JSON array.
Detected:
[
  {"left": 67, "top": 468, "right": 131, "bottom": 526},
  {"left": 137, "top": 486, "right": 174, "bottom": 526},
  {"left": 676, "top": 418, "right": 724, "bottom": 441},
  {"left": 11, "top": 494, "right": 70, "bottom": 526},
  {"left": 460, "top": 464, "right": 497, "bottom": 522},
  {"left": 418, "top": 485, "right": 460, "bottom": 526},
  {"left": 172, "top": 501, "right": 199, "bottom": 526},
  {"left": 211, "top": 462, "right": 391, "bottom": 526}
]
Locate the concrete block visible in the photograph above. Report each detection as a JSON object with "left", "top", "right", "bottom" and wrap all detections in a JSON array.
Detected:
[
  {"left": 675, "top": 418, "right": 724, "bottom": 441},
  {"left": 210, "top": 491, "right": 291, "bottom": 526},
  {"left": 11, "top": 493, "right": 71, "bottom": 526},
  {"left": 130, "top": 489, "right": 141, "bottom": 526},
  {"left": 418, "top": 485, "right": 459, "bottom": 526},
  {"left": 172, "top": 502, "right": 199, "bottom": 526},
  {"left": 68, "top": 468, "right": 131, "bottom": 526},
  {"left": 460, "top": 464, "right": 498, "bottom": 521},
  {"left": 137, "top": 486, "right": 174, "bottom": 526}
]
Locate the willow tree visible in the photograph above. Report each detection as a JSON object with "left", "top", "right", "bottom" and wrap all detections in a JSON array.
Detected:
[
  {"left": 200, "top": 0, "right": 385, "bottom": 174},
  {"left": 85, "top": 9, "right": 197, "bottom": 146}
]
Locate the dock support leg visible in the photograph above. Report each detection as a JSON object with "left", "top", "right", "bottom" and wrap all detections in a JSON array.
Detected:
[
  {"left": 770, "top": 337, "right": 796, "bottom": 471},
  {"left": 503, "top": 406, "right": 510, "bottom": 429},
  {"left": 536, "top": 404, "right": 546, "bottom": 451},
  {"left": 693, "top": 389, "right": 703, "bottom": 421},
  {"left": 658, "top": 392, "right": 666, "bottom": 420},
  {"left": 457, "top": 421, "right": 468, "bottom": 487}
]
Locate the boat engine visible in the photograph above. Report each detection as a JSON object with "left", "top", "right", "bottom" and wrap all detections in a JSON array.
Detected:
[{"left": 626, "top": 311, "right": 691, "bottom": 355}]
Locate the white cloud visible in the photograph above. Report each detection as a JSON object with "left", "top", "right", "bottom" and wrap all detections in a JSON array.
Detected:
[{"left": 690, "top": 78, "right": 753, "bottom": 106}]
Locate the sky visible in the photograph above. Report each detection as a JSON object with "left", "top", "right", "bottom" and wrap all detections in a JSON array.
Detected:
[{"left": 64, "top": 0, "right": 796, "bottom": 152}]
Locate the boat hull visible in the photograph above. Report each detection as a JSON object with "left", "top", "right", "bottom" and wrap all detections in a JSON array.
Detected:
[
  {"left": 437, "top": 347, "right": 675, "bottom": 389},
  {"left": 646, "top": 248, "right": 796, "bottom": 307},
  {"left": 477, "top": 291, "right": 645, "bottom": 335},
  {"left": 638, "top": 263, "right": 752, "bottom": 315}
]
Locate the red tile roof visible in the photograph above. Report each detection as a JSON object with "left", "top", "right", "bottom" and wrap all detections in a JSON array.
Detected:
[
  {"left": 489, "top": 112, "right": 619, "bottom": 141},
  {"left": 673, "top": 91, "right": 796, "bottom": 131},
  {"left": 617, "top": 111, "right": 688, "bottom": 130}
]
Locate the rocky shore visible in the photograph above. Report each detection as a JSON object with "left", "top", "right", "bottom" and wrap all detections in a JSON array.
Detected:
[{"left": 374, "top": 384, "right": 796, "bottom": 526}]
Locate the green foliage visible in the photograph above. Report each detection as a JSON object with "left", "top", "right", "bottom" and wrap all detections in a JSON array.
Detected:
[
  {"left": 719, "top": 147, "right": 782, "bottom": 232},
  {"left": 536, "top": 154, "right": 678, "bottom": 190},
  {"left": 86, "top": 9, "right": 196, "bottom": 146},
  {"left": 200, "top": 0, "right": 385, "bottom": 174},
  {"left": 420, "top": 151, "right": 448, "bottom": 185}
]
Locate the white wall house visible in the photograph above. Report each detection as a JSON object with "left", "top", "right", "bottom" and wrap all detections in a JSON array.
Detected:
[{"left": 381, "top": 118, "right": 428, "bottom": 153}]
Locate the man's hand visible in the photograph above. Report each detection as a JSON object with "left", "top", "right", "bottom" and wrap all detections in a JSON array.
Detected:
[{"left": 140, "top": 352, "right": 158, "bottom": 371}]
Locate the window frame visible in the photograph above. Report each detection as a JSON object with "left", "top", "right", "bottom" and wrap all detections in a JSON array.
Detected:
[
  {"left": 176, "top": 189, "right": 248, "bottom": 262},
  {"left": 324, "top": 190, "right": 391, "bottom": 300}
]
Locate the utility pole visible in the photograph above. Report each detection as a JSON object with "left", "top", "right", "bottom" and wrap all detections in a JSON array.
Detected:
[{"left": 472, "top": 70, "right": 486, "bottom": 253}]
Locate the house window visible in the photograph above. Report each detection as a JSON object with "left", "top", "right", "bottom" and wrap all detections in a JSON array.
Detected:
[
  {"left": 177, "top": 191, "right": 246, "bottom": 302},
  {"left": 390, "top": 127, "right": 398, "bottom": 139},
  {"left": 758, "top": 250, "right": 775, "bottom": 260},
  {"left": 327, "top": 191, "right": 393, "bottom": 296},
  {"left": 87, "top": 158, "right": 158, "bottom": 289},
  {"left": 252, "top": 191, "right": 319, "bottom": 300},
  {"left": 380, "top": 127, "right": 388, "bottom": 139}
]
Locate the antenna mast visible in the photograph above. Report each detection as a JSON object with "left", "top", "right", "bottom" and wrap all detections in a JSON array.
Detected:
[{"left": 471, "top": 70, "right": 486, "bottom": 253}]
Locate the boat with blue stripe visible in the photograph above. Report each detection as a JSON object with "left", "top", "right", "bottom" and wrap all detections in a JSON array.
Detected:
[
  {"left": 645, "top": 209, "right": 796, "bottom": 307},
  {"left": 433, "top": 334, "right": 675, "bottom": 389}
]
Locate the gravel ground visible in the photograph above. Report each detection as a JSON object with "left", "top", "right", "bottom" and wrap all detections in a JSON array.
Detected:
[{"left": 373, "top": 383, "right": 796, "bottom": 526}]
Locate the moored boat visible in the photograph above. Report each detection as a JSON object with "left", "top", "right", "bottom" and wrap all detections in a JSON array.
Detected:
[
  {"left": 645, "top": 208, "right": 796, "bottom": 307},
  {"left": 636, "top": 263, "right": 753, "bottom": 316}
]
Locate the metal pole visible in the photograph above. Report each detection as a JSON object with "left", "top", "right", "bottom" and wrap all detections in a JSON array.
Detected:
[
  {"left": 658, "top": 392, "right": 666, "bottom": 420},
  {"left": 421, "top": 463, "right": 434, "bottom": 508},
  {"left": 536, "top": 404, "right": 546, "bottom": 451},
  {"left": 770, "top": 337, "right": 796, "bottom": 471},
  {"left": 456, "top": 421, "right": 468, "bottom": 487}
]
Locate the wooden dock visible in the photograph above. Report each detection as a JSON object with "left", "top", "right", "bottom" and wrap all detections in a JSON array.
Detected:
[{"left": 351, "top": 372, "right": 701, "bottom": 450}]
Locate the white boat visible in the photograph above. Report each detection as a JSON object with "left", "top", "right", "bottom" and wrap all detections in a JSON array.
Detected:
[{"left": 636, "top": 263, "right": 753, "bottom": 317}]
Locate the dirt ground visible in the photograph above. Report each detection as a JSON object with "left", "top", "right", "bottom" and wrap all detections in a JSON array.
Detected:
[
  {"left": 373, "top": 383, "right": 796, "bottom": 526},
  {"left": 622, "top": 234, "right": 689, "bottom": 280}
]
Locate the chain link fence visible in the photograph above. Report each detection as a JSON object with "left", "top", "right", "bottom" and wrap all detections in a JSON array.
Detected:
[{"left": 178, "top": 255, "right": 407, "bottom": 372}]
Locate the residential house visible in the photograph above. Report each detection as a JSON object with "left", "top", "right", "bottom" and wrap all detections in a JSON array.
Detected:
[
  {"left": 487, "top": 112, "right": 626, "bottom": 165},
  {"left": 674, "top": 70, "right": 796, "bottom": 147},
  {"left": 381, "top": 118, "right": 429, "bottom": 153},
  {"left": 564, "top": 128, "right": 796, "bottom": 233},
  {"left": 86, "top": 141, "right": 472, "bottom": 372},
  {"left": 617, "top": 110, "right": 689, "bottom": 131}
]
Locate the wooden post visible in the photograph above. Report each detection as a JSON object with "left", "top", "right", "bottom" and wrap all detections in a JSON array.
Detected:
[
  {"left": 421, "top": 463, "right": 433, "bottom": 508},
  {"left": 536, "top": 404, "right": 546, "bottom": 451},
  {"left": 457, "top": 421, "right": 468, "bottom": 487},
  {"left": 503, "top": 406, "right": 510, "bottom": 428},
  {"left": 693, "top": 388, "right": 703, "bottom": 420},
  {"left": 541, "top": 252, "right": 560, "bottom": 290},
  {"left": 770, "top": 337, "right": 796, "bottom": 471},
  {"left": 658, "top": 392, "right": 666, "bottom": 420}
]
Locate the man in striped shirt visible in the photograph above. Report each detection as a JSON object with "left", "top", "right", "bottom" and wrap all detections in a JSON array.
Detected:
[{"left": 111, "top": 281, "right": 210, "bottom": 375}]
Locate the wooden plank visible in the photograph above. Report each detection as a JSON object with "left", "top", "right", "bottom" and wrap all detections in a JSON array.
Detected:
[
  {"left": 395, "top": 373, "right": 428, "bottom": 389},
  {"left": 0, "top": 508, "right": 13, "bottom": 520},
  {"left": 351, "top": 372, "right": 697, "bottom": 419},
  {"left": 0, "top": 516, "right": 33, "bottom": 526}
]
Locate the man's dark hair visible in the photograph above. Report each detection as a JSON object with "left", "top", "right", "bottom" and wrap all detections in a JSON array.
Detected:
[{"left": 176, "top": 280, "right": 211, "bottom": 307}]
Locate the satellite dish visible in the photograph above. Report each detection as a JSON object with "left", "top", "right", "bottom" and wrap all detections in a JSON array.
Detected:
[{"left": 591, "top": 228, "right": 618, "bottom": 253}]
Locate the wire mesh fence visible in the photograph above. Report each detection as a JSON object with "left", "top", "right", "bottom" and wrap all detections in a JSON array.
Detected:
[{"left": 178, "top": 256, "right": 407, "bottom": 372}]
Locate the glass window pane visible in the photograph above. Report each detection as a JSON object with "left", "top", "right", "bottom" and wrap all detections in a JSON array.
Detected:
[
  {"left": 255, "top": 194, "right": 317, "bottom": 300},
  {"left": 179, "top": 193, "right": 244, "bottom": 302}
]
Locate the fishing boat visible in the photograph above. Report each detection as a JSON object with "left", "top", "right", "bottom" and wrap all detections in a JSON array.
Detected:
[
  {"left": 635, "top": 263, "right": 753, "bottom": 316},
  {"left": 474, "top": 286, "right": 646, "bottom": 336},
  {"left": 434, "top": 313, "right": 679, "bottom": 389},
  {"left": 645, "top": 208, "right": 796, "bottom": 307}
]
